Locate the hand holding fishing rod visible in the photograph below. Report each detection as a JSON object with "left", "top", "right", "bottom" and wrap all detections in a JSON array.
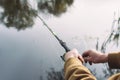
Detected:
[
  {"left": 64, "top": 49, "right": 84, "bottom": 63},
  {"left": 37, "top": 14, "right": 107, "bottom": 64}
]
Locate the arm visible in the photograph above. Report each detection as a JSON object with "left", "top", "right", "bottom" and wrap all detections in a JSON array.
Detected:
[
  {"left": 82, "top": 49, "right": 120, "bottom": 69},
  {"left": 108, "top": 52, "right": 120, "bottom": 69},
  {"left": 64, "top": 49, "right": 96, "bottom": 80},
  {"left": 82, "top": 49, "right": 108, "bottom": 65}
]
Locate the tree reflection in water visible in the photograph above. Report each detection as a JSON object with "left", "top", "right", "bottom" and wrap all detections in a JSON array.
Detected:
[
  {"left": 99, "top": 14, "right": 120, "bottom": 78},
  {"left": 46, "top": 68, "right": 64, "bottom": 80},
  {"left": 0, "top": 0, "right": 37, "bottom": 30},
  {"left": 0, "top": 0, "right": 74, "bottom": 30},
  {"left": 38, "top": 0, "right": 73, "bottom": 16}
]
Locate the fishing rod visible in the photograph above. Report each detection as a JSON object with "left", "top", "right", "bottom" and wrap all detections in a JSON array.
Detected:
[
  {"left": 37, "top": 15, "right": 70, "bottom": 61},
  {"left": 26, "top": 3, "right": 70, "bottom": 61}
]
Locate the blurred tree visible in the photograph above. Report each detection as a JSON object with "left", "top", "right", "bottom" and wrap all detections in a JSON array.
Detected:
[
  {"left": 38, "top": 0, "right": 73, "bottom": 16},
  {"left": 0, "top": 0, "right": 37, "bottom": 30},
  {"left": 0, "top": 0, "right": 74, "bottom": 30}
]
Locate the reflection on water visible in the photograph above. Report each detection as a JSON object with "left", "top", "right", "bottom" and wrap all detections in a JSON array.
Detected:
[
  {"left": 0, "top": 0, "right": 37, "bottom": 30},
  {"left": 0, "top": 0, "right": 73, "bottom": 30},
  {"left": 46, "top": 68, "right": 64, "bottom": 80},
  {"left": 38, "top": 0, "right": 73, "bottom": 16}
]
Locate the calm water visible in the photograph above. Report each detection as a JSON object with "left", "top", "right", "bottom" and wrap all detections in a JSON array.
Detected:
[{"left": 0, "top": 0, "right": 120, "bottom": 80}]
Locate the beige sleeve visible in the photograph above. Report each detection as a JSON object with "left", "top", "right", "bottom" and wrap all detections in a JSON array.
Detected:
[
  {"left": 108, "top": 52, "right": 120, "bottom": 69},
  {"left": 108, "top": 52, "right": 120, "bottom": 80},
  {"left": 64, "top": 58, "right": 96, "bottom": 80},
  {"left": 108, "top": 73, "right": 120, "bottom": 80}
]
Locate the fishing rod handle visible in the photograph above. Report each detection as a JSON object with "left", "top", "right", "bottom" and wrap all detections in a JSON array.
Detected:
[
  {"left": 59, "top": 40, "right": 70, "bottom": 52},
  {"left": 60, "top": 41, "right": 71, "bottom": 61},
  {"left": 55, "top": 35, "right": 70, "bottom": 52},
  {"left": 63, "top": 43, "right": 70, "bottom": 52}
]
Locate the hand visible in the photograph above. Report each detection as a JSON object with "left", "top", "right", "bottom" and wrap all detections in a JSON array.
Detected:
[
  {"left": 64, "top": 49, "right": 84, "bottom": 63},
  {"left": 82, "top": 49, "right": 108, "bottom": 65}
]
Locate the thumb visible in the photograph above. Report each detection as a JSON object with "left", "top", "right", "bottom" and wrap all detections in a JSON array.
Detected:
[
  {"left": 78, "top": 55, "right": 84, "bottom": 63},
  {"left": 84, "top": 57, "right": 93, "bottom": 65},
  {"left": 82, "top": 50, "right": 90, "bottom": 57},
  {"left": 84, "top": 57, "right": 93, "bottom": 62}
]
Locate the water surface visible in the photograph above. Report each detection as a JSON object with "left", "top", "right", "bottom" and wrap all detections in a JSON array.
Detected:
[{"left": 0, "top": 0, "right": 120, "bottom": 80}]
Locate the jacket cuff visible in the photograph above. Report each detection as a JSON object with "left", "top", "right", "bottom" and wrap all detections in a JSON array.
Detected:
[
  {"left": 64, "top": 58, "right": 82, "bottom": 72},
  {"left": 108, "top": 52, "right": 120, "bottom": 69}
]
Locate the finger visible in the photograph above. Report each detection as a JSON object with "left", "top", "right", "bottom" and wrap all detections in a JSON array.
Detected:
[
  {"left": 83, "top": 58, "right": 87, "bottom": 63},
  {"left": 78, "top": 55, "right": 84, "bottom": 63},
  {"left": 83, "top": 57, "right": 93, "bottom": 62},
  {"left": 85, "top": 60, "right": 87, "bottom": 63},
  {"left": 72, "top": 48, "right": 79, "bottom": 54},
  {"left": 89, "top": 61, "right": 92, "bottom": 65},
  {"left": 82, "top": 50, "right": 90, "bottom": 57},
  {"left": 83, "top": 57, "right": 92, "bottom": 65}
]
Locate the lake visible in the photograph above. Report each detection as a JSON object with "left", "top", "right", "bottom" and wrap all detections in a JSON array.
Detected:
[{"left": 0, "top": 0, "right": 120, "bottom": 80}]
